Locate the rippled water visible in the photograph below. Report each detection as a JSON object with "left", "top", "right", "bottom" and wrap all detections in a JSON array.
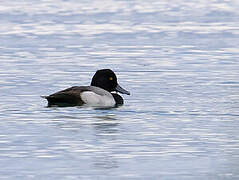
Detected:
[{"left": 1, "top": 0, "right": 239, "bottom": 179}]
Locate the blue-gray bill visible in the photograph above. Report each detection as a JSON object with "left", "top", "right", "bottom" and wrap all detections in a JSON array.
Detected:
[{"left": 115, "top": 84, "right": 130, "bottom": 95}]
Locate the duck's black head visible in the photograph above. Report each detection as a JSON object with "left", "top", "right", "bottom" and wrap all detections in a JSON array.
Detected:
[{"left": 91, "top": 69, "right": 130, "bottom": 95}]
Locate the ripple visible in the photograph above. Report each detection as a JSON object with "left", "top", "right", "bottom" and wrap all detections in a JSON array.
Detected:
[{"left": 1, "top": 0, "right": 239, "bottom": 179}]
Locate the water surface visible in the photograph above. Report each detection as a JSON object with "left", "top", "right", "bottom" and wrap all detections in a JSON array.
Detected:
[{"left": 0, "top": 0, "right": 239, "bottom": 179}]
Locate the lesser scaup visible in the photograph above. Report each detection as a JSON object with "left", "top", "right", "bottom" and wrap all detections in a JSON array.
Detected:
[{"left": 42, "top": 69, "right": 130, "bottom": 107}]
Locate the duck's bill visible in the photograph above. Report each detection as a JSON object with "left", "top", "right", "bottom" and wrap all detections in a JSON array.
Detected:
[{"left": 115, "top": 84, "right": 130, "bottom": 95}]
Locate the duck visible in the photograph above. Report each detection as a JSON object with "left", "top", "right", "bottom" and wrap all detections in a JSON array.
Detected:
[{"left": 42, "top": 69, "right": 130, "bottom": 107}]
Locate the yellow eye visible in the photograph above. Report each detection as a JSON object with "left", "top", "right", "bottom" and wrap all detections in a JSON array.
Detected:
[{"left": 109, "top": 77, "right": 113, "bottom": 81}]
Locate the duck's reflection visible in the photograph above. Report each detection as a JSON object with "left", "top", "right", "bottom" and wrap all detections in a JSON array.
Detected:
[
  {"left": 53, "top": 114, "right": 120, "bottom": 170},
  {"left": 92, "top": 115, "right": 120, "bottom": 169},
  {"left": 92, "top": 115, "right": 119, "bottom": 137},
  {"left": 93, "top": 154, "right": 119, "bottom": 169}
]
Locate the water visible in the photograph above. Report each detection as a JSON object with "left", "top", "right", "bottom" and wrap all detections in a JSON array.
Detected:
[{"left": 1, "top": 0, "right": 239, "bottom": 179}]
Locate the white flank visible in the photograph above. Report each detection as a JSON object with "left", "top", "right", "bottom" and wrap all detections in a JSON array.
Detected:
[{"left": 80, "top": 91, "right": 115, "bottom": 107}]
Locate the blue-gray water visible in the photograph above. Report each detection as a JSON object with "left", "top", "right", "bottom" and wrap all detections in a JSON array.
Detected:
[{"left": 1, "top": 0, "right": 239, "bottom": 179}]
